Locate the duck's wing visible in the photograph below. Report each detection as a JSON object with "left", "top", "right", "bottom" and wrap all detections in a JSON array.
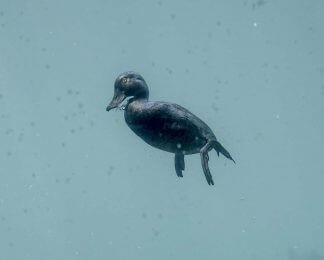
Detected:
[
  {"left": 132, "top": 102, "right": 216, "bottom": 148},
  {"left": 141, "top": 102, "right": 200, "bottom": 132}
]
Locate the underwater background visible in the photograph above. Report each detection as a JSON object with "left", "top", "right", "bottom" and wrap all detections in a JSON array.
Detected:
[{"left": 1, "top": 0, "right": 324, "bottom": 259}]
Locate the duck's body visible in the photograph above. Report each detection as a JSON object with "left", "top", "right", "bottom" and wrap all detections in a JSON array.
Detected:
[
  {"left": 125, "top": 99, "right": 215, "bottom": 155},
  {"left": 106, "top": 72, "right": 234, "bottom": 185}
]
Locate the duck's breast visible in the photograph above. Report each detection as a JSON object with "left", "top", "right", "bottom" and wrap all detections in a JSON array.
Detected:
[{"left": 124, "top": 101, "right": 211, "bottom": 154}]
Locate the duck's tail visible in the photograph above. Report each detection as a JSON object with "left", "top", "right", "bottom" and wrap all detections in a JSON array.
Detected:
[{"left": 213, "top": 140, "right": 235, "bottom": 163}]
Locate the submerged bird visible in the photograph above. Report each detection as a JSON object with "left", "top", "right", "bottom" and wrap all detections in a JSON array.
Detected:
[{"left": 106, "top": 72, "right": 235, "bottom": 185}]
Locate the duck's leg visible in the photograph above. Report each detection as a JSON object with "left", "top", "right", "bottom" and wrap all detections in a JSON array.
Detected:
[
  {"left": 175, "top": 153, "right": 185, "bottom": 177},
  {"left": 200, "top": 141, "right": 215, "bottom": 185}
]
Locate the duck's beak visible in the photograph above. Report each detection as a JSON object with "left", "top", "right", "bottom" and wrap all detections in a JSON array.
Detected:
[{"left": 106, "top": 91, "right": 126, "bottom": 112}]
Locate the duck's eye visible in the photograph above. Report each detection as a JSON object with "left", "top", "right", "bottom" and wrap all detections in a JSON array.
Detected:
[{"left": 122, "top": 78, "right": 128, "bottom": 84}]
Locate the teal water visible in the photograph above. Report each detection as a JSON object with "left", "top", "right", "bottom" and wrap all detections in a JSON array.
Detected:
[{"left": 1, "top": 1, "right": 323, "bottom": 259}]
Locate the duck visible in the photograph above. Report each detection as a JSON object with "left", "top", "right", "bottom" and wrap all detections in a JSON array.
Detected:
[{"left": 106, "top": 71, "right": 235, "bottom": 185}]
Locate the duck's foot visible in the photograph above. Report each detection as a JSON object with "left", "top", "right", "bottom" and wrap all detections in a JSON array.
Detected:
[
  {"left": 200, "top": 141, "right": 215, "bottom": 185},
  {"left": 175, "top": 153, "right": 185, "bottom": 177}
]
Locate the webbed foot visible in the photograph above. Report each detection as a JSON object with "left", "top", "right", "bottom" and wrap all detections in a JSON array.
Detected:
[
  {"left": 175, "top": 153, "right": 185, "bottom": 177},
  {"left": 200, "top": 141, "right": 214, "bottom": 185}
]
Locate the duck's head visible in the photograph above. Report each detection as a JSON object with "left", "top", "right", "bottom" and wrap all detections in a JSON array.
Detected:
[{"left": 106, "top": 71, "right": 149, "bottom": 111}]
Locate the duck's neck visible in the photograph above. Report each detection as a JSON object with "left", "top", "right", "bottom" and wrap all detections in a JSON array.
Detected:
[
  {"left": 126, "top": 90, "right": 149, "bottom": 108},
  {"left": 134, "top": 86, "right": 149, "bottom": 101}
]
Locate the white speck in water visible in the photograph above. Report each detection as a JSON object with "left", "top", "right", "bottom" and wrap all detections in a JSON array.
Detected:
[
  {"left": 195, "top": 136, "right": 199, "bottom": 141},
  {"left": 177, "top": 143, "right": 182, "bottom": 149},
  {"left": 253, "top": 22, "right": 258, "bottom": 27},
  {"left": 276, "top": 114, "right": 280, "bottom": 119}
]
